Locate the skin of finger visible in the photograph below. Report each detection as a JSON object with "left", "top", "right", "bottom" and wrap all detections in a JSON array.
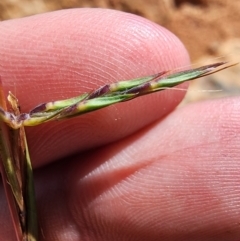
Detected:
[
  {"left": 0, "top": 8, "right": 190, "bottom": 167},
  {"left": 25, "top": 97, "right": 240, "bottom": 241}
]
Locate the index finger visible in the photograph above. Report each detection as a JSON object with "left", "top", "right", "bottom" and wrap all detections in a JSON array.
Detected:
[{"left": 0, "top": 8, "right": 190, "bottom": 167}]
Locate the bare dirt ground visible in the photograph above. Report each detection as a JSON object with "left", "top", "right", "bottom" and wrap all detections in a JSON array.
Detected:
[{"left": 0, "top": 0, "right": 239, "bottom": 102}]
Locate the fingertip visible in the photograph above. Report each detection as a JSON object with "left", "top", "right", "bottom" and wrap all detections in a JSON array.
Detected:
[
  {"left": 0, "top": 9, "right": 190, "bottom": 166},
  {"left": 0, "top": 8, "right": 189, "bottom": 109}
]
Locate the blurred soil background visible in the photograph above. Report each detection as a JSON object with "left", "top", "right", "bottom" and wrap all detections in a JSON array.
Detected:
[{"left": 0, "top": 0, "right": 239, "bottom": 103}]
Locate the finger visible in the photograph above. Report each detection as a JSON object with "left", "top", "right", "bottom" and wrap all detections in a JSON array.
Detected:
[
  {"left": 59, "top": 97, "right": 239, "bottom": 241},
  {"left": 0, "top": 8, "right": 190, "bottom": 167},
  {"left": 1, "top": 97, "right": 239, "bottom": 240}
]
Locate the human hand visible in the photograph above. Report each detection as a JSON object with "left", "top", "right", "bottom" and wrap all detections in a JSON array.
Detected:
[{"left": 0, "top": 8, "right": 239, "bottom": 241}]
